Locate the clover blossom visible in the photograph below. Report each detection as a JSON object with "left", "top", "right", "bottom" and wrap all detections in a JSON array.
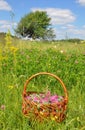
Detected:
[{"left": 0, "top": 105, "right": 5, "bottom": 110}]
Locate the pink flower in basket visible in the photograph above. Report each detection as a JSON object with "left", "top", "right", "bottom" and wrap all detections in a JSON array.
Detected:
[
  {"left": 45, "top": 91, "right": 51, "bottom": 97},
  {"left": 26, "top": 91, "right": 63, "bottom": 105},
  {"left": 33, "top": 97, "right": 40, "bottom": 103},
  {"left": 26, "top": 96, "right": 31, "bottom": 100},
  {"left": 39, "top": 91, "right": 51, "bottom": 104},
  {"left": 50, "top": 95, "right": 59, "bottom": 103},
  {"left": 40, "top": 97, "right": 49, "bottom": 104},
  {"left": 40, "top": 94, "right": 45, "bottom": 98}
]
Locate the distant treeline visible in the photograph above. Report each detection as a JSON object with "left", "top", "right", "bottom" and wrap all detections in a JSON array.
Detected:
[
  {"left": 0, "top": 32, "right": 19, "bottom": 41},
  {"left": 56, "top": 38, "right": 82, "bottom": 43},
  {"left": 0, "top": 32, "right": 84, "bottom": 44}
]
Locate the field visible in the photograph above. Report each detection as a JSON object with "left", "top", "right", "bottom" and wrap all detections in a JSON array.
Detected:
[{"left": 0, "top": 36, "right": 85, "bottom": 130}]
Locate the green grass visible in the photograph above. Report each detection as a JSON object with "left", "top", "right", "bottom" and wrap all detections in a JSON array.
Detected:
[
  {"left": 15, "top": 40, "right": 85, "bottom": 54},
  {"left": 0, "top": 39, "right": 85, "bottom": 130}
]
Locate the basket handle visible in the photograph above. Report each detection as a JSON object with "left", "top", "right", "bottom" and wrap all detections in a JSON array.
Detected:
[{"left": 23, "top": 72, "right": 68, "bottom": 102}]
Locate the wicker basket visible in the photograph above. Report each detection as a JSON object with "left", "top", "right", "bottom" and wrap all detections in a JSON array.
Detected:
[{"left": 22, "top": 72, "right": 68, "bottom": 122}]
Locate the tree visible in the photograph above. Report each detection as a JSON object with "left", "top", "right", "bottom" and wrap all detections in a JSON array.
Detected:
[{"left": 15, "top": 11, "right": 55, "bottom": 40}]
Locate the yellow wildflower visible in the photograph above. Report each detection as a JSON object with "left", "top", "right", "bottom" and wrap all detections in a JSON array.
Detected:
[
  {"left": 40, "top": 111, "right": 43, "bottom": 115},
  {"left": 55, "top": 116, "right": 58, "bottom": 119},
  {"left": 50, "top": 116, "right": 55, "bottom": 121},
  {"left": 5, "top": 30, "right": 12, "bottom": 46},
  {"left": 10, "top": 46, "right": 18, "bottom": 53},
  {"left": 2, "top": 56, "right": 8, "bottom": 60},
  {"left": 8, "top": 85, "right": 14, "bottom": 89},
  {"left": 77, "top": 117, "right": 80, "bottom": 121}
]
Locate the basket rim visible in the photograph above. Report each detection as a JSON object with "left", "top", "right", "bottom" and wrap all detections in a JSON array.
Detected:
[{"left": 24, "top": 94, "right": 66, "bottom": 107}]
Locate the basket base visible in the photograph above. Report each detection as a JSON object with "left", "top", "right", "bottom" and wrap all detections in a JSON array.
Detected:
[{"left": 22, "top": 104, "right": 66, "bottom": 122}]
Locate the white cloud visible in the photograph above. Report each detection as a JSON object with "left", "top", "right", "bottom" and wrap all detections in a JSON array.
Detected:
[
  {"left": 59, "top": 24, "right": 85, "bottom": 39},
  {"left": 31, "top": 8, "right": 76, "bottom": 25},
  {"left": 61, "top": 24, "right": 76, "bottom": 29},
  {"left": 82, "top": 25, "right": 85, "bottom": 28},
  {"left": 76, "top": 0, "right": 85, "bottom": 6},
  {"left": 69, "top": 28, "right": 85, "bottom": 36},
  {"left": 0, "top": 0, "right": 12, "bottom": 11},
  {"left": 49, "top": 23, "right": 85, "bottom": 39},
  {"left": 0, "top": 20, "right": 10, "bottom": 25},
  {"left": 0, "top": 20, "right": 17, "bottom": 32}
]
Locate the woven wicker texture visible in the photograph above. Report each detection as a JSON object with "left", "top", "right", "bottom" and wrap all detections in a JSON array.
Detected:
[{"left": 22, "top": 72, "right": 68, "bottom": 122}]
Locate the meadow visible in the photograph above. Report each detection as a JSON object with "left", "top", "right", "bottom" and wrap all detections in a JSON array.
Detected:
[{"left": 0, "top": 35, "right": 85, "bottom": 130}]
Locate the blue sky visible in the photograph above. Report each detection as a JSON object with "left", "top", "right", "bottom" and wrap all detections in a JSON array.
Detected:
[{"left": 0, "top": 0, "right": 85, "bottom": 39}]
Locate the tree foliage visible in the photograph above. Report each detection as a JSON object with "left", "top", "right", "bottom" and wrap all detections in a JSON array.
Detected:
[{"left": 15, "top": 11, "right": 55, "bottom": 40}]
